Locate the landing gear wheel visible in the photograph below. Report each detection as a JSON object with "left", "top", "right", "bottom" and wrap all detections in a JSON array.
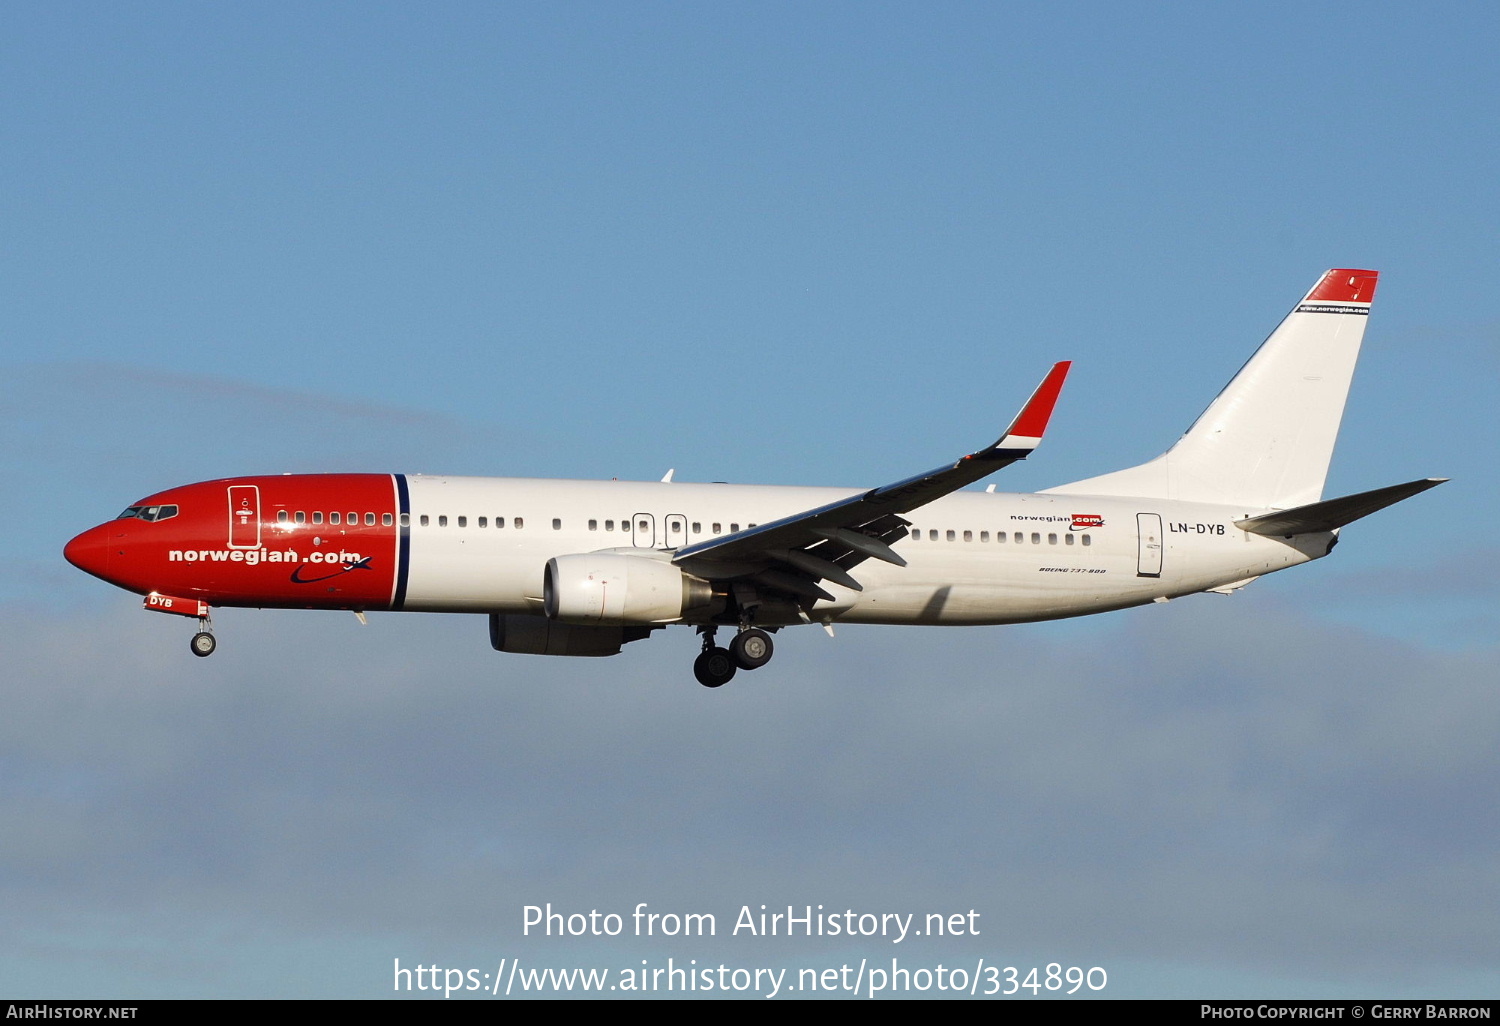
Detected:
[
  {"left": 190, "top": 632, "right": 217, "bottom": 658},
  {"left": 730, "top": 628, "right": 774, "bottom": 670},
  {"left": 693, "top": 647, "right": 737, "bottom": 688}
]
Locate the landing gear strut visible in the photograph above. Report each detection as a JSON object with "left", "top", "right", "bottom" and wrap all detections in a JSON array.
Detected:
[{"left": 190, "top": 614, "right": 216, "bottom": 657}]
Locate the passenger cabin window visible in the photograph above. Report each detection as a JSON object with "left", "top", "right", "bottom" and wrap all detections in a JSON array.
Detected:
[
  {"left": 420, "top": 515, "right": 429, "bottom": 527},
  {"left": 712, "top": 523, "right": 721, "bottom": 533},
  {"left": 365, "top": 513, "right": 375, "bottom": 526},
  {"left": 692, "top": 522, "right": 701, "bottom": 533},
  {"left": 1048, "top": 533, "right": 1057, "bottom": 544},
  {"left": 479, "top": 517, "right": 487, "bottom": 528},
  {"left": 438, "top": 516, "right": 448, "bottom": 527},
  {"left": 1082, "top": 535, "right": 1092, "bottom": 547},
  {"left": 981, "top": 531, "right": 990, "bottom": 542},
  {"left": 1065, "top": 533, "right": 1074, "bottom": 545},
  {"left": 399, "top": 514, "right": 410, "bottom": 527},
  {"left": 295, "top": 511, "right": 306, "bottom": 524},
  {"left": 496, "top": 517, "right": 506, "bottom": 528},
  {"left": 458, "top": 516, "right": 467, "bottom": 528},
  {"left": 929, "top": 530, "right": 938, "bottom": 541},
  {"left": 553, "top": 519, "right": 562, "bottom": 530},
  {"left": 514, "top": 517, "right": 524, "bottom": 529},
  {"left": 589, "top": 520, "right": 598, "bottom": 531},
  {"left": 605, "top": 520, "right": 614, "bottom": 531},
  {"left": 312, "top": 512, "right": 323, "bottom": 524},
  {"left": 330, "top": 512, "right": 341, "bottom": 524},
  {"left": 730, "top": 523, "right": 739, "bottom": 532},
  {"left": 383, "top": 513, "right": 392, "bottom": 526},
  {"left": 277, "top": 510, "right": 288, "bottom": 523}
]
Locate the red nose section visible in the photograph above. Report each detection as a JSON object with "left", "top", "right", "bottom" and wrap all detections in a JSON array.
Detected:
[{"left": 64, "top": 523, "right": 116, "bottom": 582}]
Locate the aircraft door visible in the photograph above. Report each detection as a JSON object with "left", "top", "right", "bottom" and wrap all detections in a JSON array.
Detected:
[
  {"left": 228, "top": 485, "right": 261, "bottom": 548},
  {"left": 664, "top": 513, "right": 687, "bottom": 550},
  {"left": 632, "top": 513, "right": 656, "bottom": 548},
  {"left": 1136, "top": 512, "right": 1163, "bottom": 578}
]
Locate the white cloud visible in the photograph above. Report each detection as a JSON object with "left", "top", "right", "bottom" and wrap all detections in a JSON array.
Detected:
[{"left": 4, "top": 592, "right": 1497, "bottom": 996}]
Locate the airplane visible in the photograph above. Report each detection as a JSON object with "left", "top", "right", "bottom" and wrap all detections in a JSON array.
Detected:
[{"left": 64, "top": 268, "right": 1445, "bottom": 687}]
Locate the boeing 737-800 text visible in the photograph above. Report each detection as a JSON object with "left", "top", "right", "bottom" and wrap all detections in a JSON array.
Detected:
[{"left": 65, "top": 269, "right": 1444, "bottom": 686}]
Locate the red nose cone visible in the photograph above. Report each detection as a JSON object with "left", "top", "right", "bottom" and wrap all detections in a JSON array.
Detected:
[{"left": 64, "top": 523, "right": 115, "bottom": 581}]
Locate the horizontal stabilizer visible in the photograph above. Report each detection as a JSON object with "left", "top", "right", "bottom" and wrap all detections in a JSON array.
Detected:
[{"left": 1235, "top": 478, "right": 1446, "bottom": 537}]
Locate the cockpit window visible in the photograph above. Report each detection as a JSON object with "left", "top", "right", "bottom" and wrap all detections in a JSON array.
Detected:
[{"left": 115, "top": 505, "right": 179, "bottom": 522}]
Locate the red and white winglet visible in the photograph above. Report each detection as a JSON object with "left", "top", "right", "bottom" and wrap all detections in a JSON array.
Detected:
[{"left": 995, "top": 360, "right": 1071, "bottom": 451}]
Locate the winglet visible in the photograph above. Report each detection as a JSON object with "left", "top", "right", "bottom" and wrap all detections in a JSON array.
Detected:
[{"left": 997, "top": 361, "right": 1071, "bottom": 449}]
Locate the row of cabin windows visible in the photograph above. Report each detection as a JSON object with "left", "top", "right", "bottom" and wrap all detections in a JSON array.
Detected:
[
  {"left": 267, "top": 512, "right": 1087, "bottom": 548},
  {"left": 909, "top": 528, "right": 1092, "bottom": 546},
  {"left": 278, "top": 510, "right": 389, "bottom": 526},
  {"left": 406, "top": 517, "right": 758, "bottom": 534},
  {"left": 267, "top": 512, "right": 1086, "bottom": 548},
  {"left": 417, "top": 515, "right": 524, "bottom": 529}
]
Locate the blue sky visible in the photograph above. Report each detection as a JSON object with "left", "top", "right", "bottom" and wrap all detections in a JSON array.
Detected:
[{"left": 3, "top": 1, "right": 1498, "bottom": 999}]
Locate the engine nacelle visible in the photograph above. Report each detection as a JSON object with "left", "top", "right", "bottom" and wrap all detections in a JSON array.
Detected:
[
  {"left": 489, "top": 613, "right": 652, "bottom": 657},
  {"left": 544, "top": 552, "right": 715, "bottom": 625}
]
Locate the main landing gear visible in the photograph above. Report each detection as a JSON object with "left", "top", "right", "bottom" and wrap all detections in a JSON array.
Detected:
[{"left": 693, "top": 626, "right": 775, "bottom": 688}]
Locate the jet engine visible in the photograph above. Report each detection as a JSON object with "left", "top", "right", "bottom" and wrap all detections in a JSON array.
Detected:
[{"left": 543, "top": 553, "right": 716, "bottom": 625}]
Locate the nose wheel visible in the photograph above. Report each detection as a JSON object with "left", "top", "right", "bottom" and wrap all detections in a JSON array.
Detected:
[{"left": 190, "top": 614, "right": 216, "bottom": 657}]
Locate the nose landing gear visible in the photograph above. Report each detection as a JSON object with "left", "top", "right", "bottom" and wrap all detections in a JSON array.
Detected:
[
  {"left": 142, "top": 593, "right": 217, "bottom": 657},
  {"left": 190, "top": 612, "right": 216, "bottom": 657}
]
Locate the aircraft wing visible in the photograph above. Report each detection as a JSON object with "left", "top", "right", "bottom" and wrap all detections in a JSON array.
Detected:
[{"left": 672, "top": 362, "right": 1071, "bottom": 602}]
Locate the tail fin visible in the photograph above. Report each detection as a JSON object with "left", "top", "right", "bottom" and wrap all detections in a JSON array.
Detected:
[{"left": 1043, "top": 268, "right": 1379, "bottom": 508}]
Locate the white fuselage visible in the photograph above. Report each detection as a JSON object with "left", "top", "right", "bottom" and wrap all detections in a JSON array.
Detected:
[{"left": 398, "top": 475, "right": 1328, "bottom": 624}]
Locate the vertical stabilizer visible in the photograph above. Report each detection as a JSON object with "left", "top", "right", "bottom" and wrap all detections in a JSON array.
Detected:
[{"left": 1043, "top": 269, "right": 1378, "bottom": 509}]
